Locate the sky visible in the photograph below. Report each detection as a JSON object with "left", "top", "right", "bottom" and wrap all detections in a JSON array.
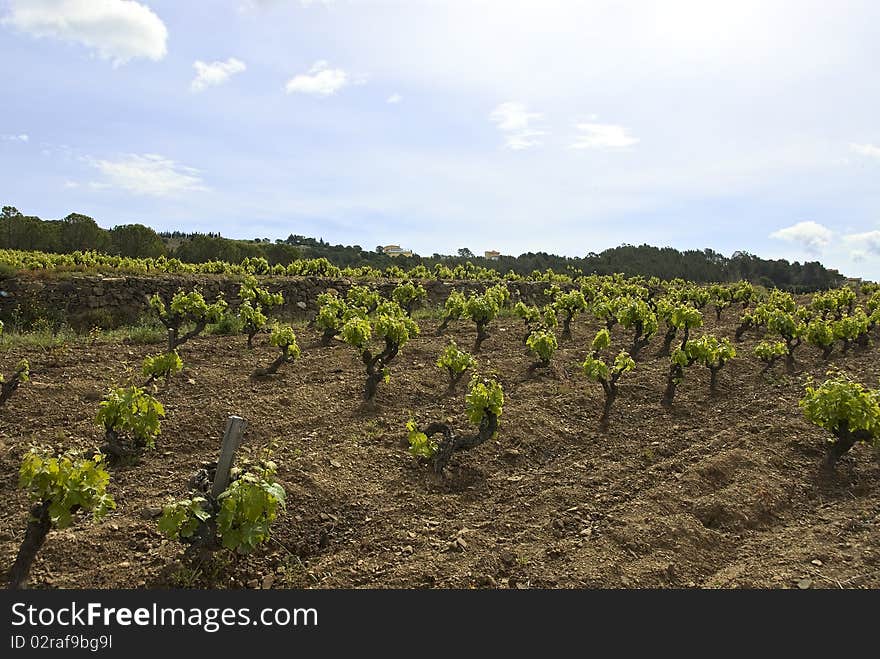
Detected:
[{"left": 0, "top": 0, "right": 878, "bottom": 279}]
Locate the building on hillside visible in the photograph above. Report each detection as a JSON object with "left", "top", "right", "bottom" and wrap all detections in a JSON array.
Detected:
[
  {"left": 382, "top": 244, "right": 413, "bottom": 258},
  {"left": 484, "top": 250, "right": 501, "bottom": 260}
]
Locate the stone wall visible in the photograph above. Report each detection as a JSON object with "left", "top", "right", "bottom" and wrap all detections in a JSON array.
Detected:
[{"left": 0, "top": 273, "right": 559, "bottom": 330}]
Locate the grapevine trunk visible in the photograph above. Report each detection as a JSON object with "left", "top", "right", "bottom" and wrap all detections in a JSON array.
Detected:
[
  {"left": 826, "top": 424, "right": 873, "bottom": 467},
  {"left": 474, "top": 322, "right": 490, "bottom": 352},
  {"left": 7, "top": 501, "right": 51, "bottom": 590},
  {"left": 599, "top": 381, "right": 617, "bottom": 431},
  {"left": 562, "top": 316, "right": 573, "bottom": 341},
  {"left": 427, "top": 411, "right": 499, "bottom": 475},
  {"left": 661, "top": 364, "right": 683, "bottom": 408},
  {"left": 0, "top": 371, "right": 24, "bottom": 407},
  {"left": 658, "top": 327, "right": 676, "bottom": 356}
]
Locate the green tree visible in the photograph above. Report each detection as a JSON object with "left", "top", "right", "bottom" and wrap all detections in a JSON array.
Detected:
[
  {"left": 110, "top": 224, "right": 166, "bottom": 258},
  {"left": 59, "top": 213, "right": 110, "bottom": 252}
]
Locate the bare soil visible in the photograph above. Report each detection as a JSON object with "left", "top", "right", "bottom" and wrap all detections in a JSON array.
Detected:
[{"left": 1, "top": 309, "right": 878, "bottom": 589}]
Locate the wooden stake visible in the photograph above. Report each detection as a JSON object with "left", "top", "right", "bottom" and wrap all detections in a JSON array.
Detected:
[{"left": 211, "top": 416, "right": 247, "bottom": 498}]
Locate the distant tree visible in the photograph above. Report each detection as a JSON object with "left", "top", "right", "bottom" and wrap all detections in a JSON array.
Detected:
[
  {"left": 0, "top": 213, "right": 59, "bottom": 251},
  {"left": 110, "top": 224, "right": 166, "bottom": 258},
  {"left": 59, "top": 213, "right": 110, "bottom": 252},
  {"left": 457, "top": 248, "right": 475, "bottom": 259}
]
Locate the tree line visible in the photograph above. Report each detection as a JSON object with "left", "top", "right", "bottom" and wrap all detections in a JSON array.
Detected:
[{"left": 0, "top": 206, "right": 846, "bottom": 290}]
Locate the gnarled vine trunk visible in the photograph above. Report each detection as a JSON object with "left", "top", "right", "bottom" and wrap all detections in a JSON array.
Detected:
[
  {"left": 474, "top": 322, "right": 490, "bottom": 352},
  {"left": 826, "top": 423, "right": 872, "bottom": 467},
  {"left": 561, "top": 313, "right": 574, "bottom": 341},
  {"left": 422, "top": 412, "right": 499, "bottom": 475},
  {"left": 658, "top": 326, "right": 676, "bottom": 357},
  {"left": 784, "top": 337, "right": 800, "bottom": 374},
  {"left": 362, "top": 339, "right": 400, "bottom": 403},
  {"left": 0, "top": 367, "right": 27, "bottom": 407},
  {"left": 630, "top": 321, "right": 652, "bottom": 359},
  {"left": 661, "top": 363, "right": 683, "bottom": 408},
  {"left": 598, "top": 380, "right": 618, "bottom": 431},
  {"left": 7, "top": 501, "right": 52, "bottom": 590}
]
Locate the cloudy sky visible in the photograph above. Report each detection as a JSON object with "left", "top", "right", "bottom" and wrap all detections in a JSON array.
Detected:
[{"left": 1, "top": 0, "right": 878, "bottom": 278}]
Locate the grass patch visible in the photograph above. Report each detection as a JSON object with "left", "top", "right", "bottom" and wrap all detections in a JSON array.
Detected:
[
  {"left": 0, "top": 318, "right": 166, "bottom": 350},
  {"left": 0, "top": 326, "right": 78, "bottom": 350}
]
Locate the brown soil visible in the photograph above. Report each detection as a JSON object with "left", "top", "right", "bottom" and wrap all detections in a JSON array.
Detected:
[{"left": 1, "top": 309, "right": 878, "bottom": 589}]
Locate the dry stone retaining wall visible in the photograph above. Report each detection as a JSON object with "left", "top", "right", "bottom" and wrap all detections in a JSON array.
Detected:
[{"left": 0, "top": 274, "right": 561, "bottom": 330}]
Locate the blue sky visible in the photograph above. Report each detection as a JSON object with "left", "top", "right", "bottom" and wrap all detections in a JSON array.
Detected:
[{"left": 1, "top": 0, "right": 878, "bottom": 279}]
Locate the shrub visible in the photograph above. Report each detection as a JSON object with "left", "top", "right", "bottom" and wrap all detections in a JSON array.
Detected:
[
  {"left": 754, "top": 340, "right": 787, "bottom": 374},
  {"left": 463, "top": 285, "right": 509, "bottom": 352},
  {"left": 615, "top": 297, "right": 658, "bottom": 358},
  {"left": 392, "top": 282, "right": 427, "bottom": 316},
  {"left": 552, "top": 289, "right": 587, "bottom": 340},
  {"left": 661, "top": 332, "right": 731, "bottom": 407},
  {"left": 314, "top": 291, "right": 348, "bottom": 344},
  {"left": 437, "top": 290, "right": 466, "bottom": 334}
]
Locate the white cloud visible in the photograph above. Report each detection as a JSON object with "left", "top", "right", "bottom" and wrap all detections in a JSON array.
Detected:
[
  {"left": 285, "top": 61, "right": 348, "bottom": 96},
  {"left": 770, "top": 221, "right": 833, "bottom": 252},
  {"left": 570, "top": 123, "right": 639, "bottom": 149},
  {"left": 89, "top": 153, "right": 207, "bottom": 196},
  {"left": 504, "top": 130, "right": 547, "bottom": 151},
  {"left": 490, "top": 102, "right": 541, "bottom": 132},
  {"left": 850, "top": 143, "right": 880, "bottom": 159},
  {"left": 240, "top": 0, "right": 333, "bottom": 9},
  {"left": 843, "top": 230, "right": 880, "bottom": 256},
  {"left": 3, "top": 0, "right": 168, "bottom": 65},
  {"left": 489, "top": 102, "right": 546, "bottom": 150},
  {"left": 63, "top": 180, "right": 80, "bottom": 189},
  {"left": 1, "top": 134, "right": 29, "bottom": 142},
  {"left": 191, "top": 58, "right": 247, "bottom": 92},
  {"left": 386, "top": 93, "right": 402, "bottom": 104}
]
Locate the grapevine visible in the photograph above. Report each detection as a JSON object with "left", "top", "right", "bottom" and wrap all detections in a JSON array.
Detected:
[
  {"left": 95, "top": 386, "right": 165, "bottom": 462},
  {"left": 158, "top": 457, "right": 285, "bottom": 555},
  {"left": 8, "top": 449, "right": 114, "bottom": 589},
  {"left": 407, "top": 375, "right": 503, "bottom": 475},
  {"left": 580, "top": 329, "right": 635, "bottom": 430},
  {"left": 437, "top": 289, "right": 466, "bottom": 334},
  {"left": 800, "top": 372, "right": 880, "bottom": 467},
  {"left": 435, "top": 340, "right": 477, "bottom": 393},
  {"left": 150, "top": 289, "right": 228, "bottom": 352},
  {"left": 142, "top": 351, "right": 183, "bottom": 386},
  {"left": 253, "top": 324, "right": 301, "bottom": 376},
  {"left": 341, "top": 299, "right": 419, "bottom": 403}
]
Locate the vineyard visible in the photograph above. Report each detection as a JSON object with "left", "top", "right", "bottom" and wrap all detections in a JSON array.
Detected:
[
  {"left": 0, "top": 259, "right": 879, "bottom": 589},
  {"left": 0, "top": 248, "right": 571, "bottom": 283}
]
